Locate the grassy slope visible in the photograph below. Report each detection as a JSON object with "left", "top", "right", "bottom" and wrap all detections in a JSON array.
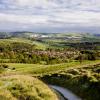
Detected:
[
  {"left": 0, "top": 75, "right": 58, "bottom": 100},
  {"left": 0, "top": 38, "right": 33, "bottom": 44},
  {"left": 0, "top": 60, "right": 99, "bottom": 100},
  {"left": 0, "top": 38, "right": 48, "bottom": 50},
  {"left": 0, "top": 34, "right": 100, "bottom": 50},
  {"left": 41, "top": 63, "right": 100, "bottom": 100}
]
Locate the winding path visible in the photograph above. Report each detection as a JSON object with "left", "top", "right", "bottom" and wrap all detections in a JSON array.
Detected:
[{"left": 50, "top": 85, "right": 82, "bottom": 100}]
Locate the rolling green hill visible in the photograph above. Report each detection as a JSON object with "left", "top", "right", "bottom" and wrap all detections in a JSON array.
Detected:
[{"left": 0, "top": 32, "right": 100, "bottom": 100}]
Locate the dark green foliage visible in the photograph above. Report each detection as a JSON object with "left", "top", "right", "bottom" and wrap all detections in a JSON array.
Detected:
[
  {"left": 40, "top": 64, "right": 100, "bottom": 100},
  {"left": 0, "top": 64, "right": 9, "bottom": 73},
  {"left": 75, "top": 50, "right": 100, "bottom": 64}
]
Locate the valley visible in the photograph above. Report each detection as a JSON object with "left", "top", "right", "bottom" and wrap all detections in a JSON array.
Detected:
[{"left": 0, "top": 32, "right": 100, "bottom": 100}]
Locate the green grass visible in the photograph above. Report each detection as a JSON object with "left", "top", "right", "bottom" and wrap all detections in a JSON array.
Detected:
[
  {"left": 0, "top": 38, "right": 33, "bottom": 44},
  {"left": 0, "top": 75, "right": 58, "bottom": 100},
  {"left": 1, "top": 60, "right": 100, "bottom": 76},
  {"left": 0, "top": 59, "right": 100, "bottom": 100},
  {"left": 0, "top": 38, "right": 49, "bottom": 50},
  {"left": 32, "top": 41, "right": 49, "bottom": 50},
  {"left": 0, "top": 37, "right": 64, "bottom": 50},
  {"left": 41, "top": 63, "right": 100, "bottom": 100}
]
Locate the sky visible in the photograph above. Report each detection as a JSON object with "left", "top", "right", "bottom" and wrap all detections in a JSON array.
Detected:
[{"left": 0, "top": 0, "right": 100, "bottom": 33}]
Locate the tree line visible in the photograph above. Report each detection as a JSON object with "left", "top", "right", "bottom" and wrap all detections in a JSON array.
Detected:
[{"left": 0, "top": 42, "right": 99, "bottom": 64}]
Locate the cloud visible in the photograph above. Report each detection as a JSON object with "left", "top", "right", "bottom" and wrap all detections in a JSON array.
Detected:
[
  {"left": 0, "top": 13, "right": 48, "bottom": 24},
  {"left": 0, "top": 0, "right": 100, "bottom": 33}
]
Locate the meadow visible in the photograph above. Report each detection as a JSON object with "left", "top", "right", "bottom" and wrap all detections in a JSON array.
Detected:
[
  {"left": 0, "top": 60, "right": 100, "bottom": 76},
  {"left": 0, "top": 60, "right": 100, "bottom": 100}
]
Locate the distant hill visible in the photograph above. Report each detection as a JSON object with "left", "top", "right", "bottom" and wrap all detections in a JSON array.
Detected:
[
  {"left": 0, "top": 32, "right": 100, "bottom": 42},
  {"left": 0, "top": 32, "right": 12, "bottom": 38}
]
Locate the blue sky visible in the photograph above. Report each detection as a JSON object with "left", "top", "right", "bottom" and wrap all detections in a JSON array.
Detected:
[{"left": 0, "top": 0, "right": 100, "bottom": 33}]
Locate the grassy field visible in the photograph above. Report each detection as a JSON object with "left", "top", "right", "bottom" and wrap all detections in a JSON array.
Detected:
[
  {"left": 1, "top": 60, "right": 100, "bottom": 100},
  {"left": 1, "top": 60, "right": 100, "bottom": 76}
]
